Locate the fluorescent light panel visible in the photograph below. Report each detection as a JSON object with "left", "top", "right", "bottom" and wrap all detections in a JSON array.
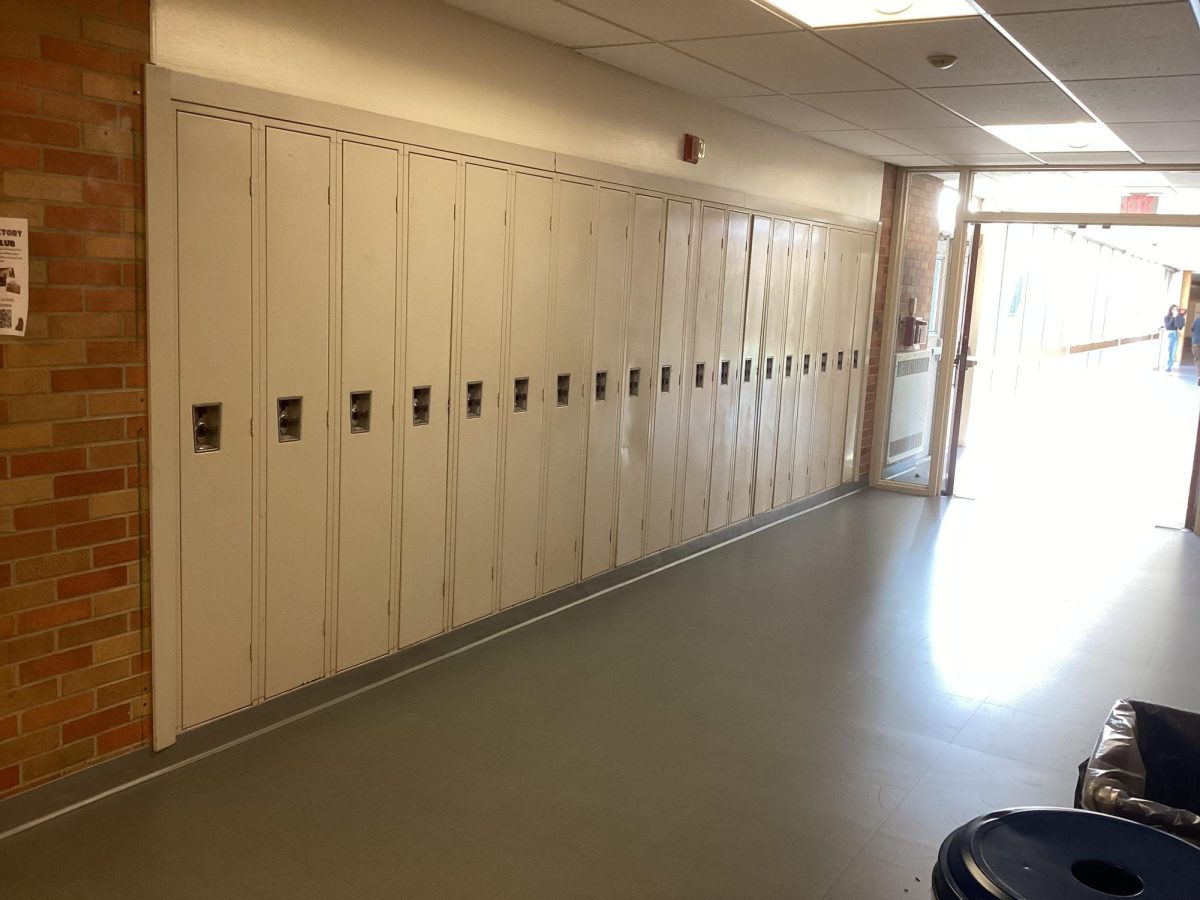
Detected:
[
  {"left": 983, "top": 122, "right": 1133, "bottom": 155},
  {"left": 756, "top": 0, "right": 977, "bottom": 28}
]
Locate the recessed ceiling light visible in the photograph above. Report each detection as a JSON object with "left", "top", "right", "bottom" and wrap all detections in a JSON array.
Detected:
[
  {"left": 753, "top": 0, "right": 977, "bottom": 28},
  {"left": 982, "top": 122, "right": 1132, "bottom": 155}
]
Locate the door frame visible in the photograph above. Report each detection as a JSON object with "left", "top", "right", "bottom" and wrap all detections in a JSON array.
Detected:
[{"left": 871, "top": 166, "right": 1200, "bottom": 517}]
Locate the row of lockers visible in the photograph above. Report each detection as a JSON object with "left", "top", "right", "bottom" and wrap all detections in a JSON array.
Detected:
[{"left": 175, "top": 110, "right": 875, "bottom": 728}]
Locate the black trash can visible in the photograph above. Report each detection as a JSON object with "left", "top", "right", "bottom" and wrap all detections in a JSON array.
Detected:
[
  {"left": 933, "top": 807, "right": 1200, "bottom": 899},
  {"left": 1076, "top": 699, "right": 1200, "bottom": 845}
]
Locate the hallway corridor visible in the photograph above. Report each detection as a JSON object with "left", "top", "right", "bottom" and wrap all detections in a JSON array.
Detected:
[{"left": 2, "top": 489, "right": 1198, "bottom": 898}]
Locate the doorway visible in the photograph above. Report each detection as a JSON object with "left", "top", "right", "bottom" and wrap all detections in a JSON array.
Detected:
[{"left": 943, "top": 220, "right": 1200, "bottom": 528}]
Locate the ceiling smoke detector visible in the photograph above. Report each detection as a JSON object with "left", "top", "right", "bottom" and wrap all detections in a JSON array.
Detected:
[{"left": 927, "top": 54, "right": 958, "bottom": 70}]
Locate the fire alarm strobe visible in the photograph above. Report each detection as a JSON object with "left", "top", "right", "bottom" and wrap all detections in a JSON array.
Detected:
[{"left": 683, "top": 133, "right": 706, "bottom": 165}]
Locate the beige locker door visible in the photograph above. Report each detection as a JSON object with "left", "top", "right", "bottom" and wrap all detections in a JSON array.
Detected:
[
  {"left": 336, "top": 141, "right": 398, "bottom": 670},
  {"left": 707, "top": 211, "right": 749, "bottom": 531},
  {"left": 645, "top": 199, "right": 692, "bottom": 554},
  {"left": 772, "top": 222, "right": 811, "bottom": 507},
  {"left": 792, "top": 225, "right": 828, "bottom": 500},
  {"left": 751, "top": 218, "right": 793, "bottom": 516},
  {"left": 500, "top": 173, "right": 553, "bottom": 609},
  {"left": 581, "top": 187, "right": 631, "bottom": 579},
  {"left": 451, "top": 163, "right": 509, "bottom": 628},
  {"left": 680, "top": 207, "right": 725, "bottom": 540},
  {"left": 399, "top": 152, "right": 457, "bottom": 647},
  {"left": 542, "top": 180, "right": 594, "bottom": 593},
  {"left": 842, "top": 233, "right": 876, "bottom": 483},
  {"left": 263, "top": 127, "right": 331, "bottom": 698},
  {"left": 615, "top": 194, "right": 664, "bottom": 566},
  {"left": 729, "top": 215, "right": 771, "bottom": 522},
  {"left": 177, "top": 112, "right": 254, "bottom": 727},
  {"left": 824, "top": 230, "right": 859, "bottom": 491},
  {"left": 808, "top": 228, "right": 849, "bottom": 495}
]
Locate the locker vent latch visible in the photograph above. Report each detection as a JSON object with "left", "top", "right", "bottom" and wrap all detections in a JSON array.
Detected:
[
  {"left": 192, "top": 403, "right": 222, "bottom": 453},
  {"left": 277, "top": 397, "right": 302, "bottom": 442},
  {"left": 349, "top": 391, "right": 371, "bottom": 433}
]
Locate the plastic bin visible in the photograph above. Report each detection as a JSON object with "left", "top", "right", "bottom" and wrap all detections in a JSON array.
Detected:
[
  {"left": 1075, "top": 699, "right": 1200, "bottom": 845},
  {"left": 933, "top": 807, "right": 1200, "bottom": 899}
]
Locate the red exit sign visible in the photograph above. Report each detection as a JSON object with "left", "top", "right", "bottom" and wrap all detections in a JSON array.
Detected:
[{"left": 1120, "top": 193, "right": 1159, "bottom": 214}]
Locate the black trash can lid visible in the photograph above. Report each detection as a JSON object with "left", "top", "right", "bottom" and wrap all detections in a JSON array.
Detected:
[{"left": 934, "top": 807, "right": 1200, "bottom": 899}]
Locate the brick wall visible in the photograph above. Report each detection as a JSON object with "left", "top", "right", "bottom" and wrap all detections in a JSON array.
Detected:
[
  {"left": 859, "top": 164, "right": 897, "bottom": 479},
  {"left": 0, "top": 0, "right": 149, "bottom": 799},
  {"left": 899, "top": 174, "right": 944, "bottom": 325}
]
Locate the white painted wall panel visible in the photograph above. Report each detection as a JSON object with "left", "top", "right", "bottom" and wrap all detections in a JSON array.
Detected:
[
  {"left": 336, "top": 140, "right": 398, "bottom": 670},
  {"left": 177, "top": 111, "right": 254, "bottom": 727},
  {"left": 263, "top": 127, "right": 331, "bottom": 697}
]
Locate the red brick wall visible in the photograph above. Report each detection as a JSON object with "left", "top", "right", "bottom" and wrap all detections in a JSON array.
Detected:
[
  {"left": 859, "top": 164, "right": 898, "bottom": 479},
  {"left": 898, "top": 174, "right": 944, "bottom": 325},
  {"left": 0, "top": 0, "right": 149, "bottom": 799}
]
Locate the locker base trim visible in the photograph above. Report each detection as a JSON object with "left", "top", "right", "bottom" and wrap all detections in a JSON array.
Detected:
[{"left": 0, "top": 480, "right": 865, "bottom": 843}]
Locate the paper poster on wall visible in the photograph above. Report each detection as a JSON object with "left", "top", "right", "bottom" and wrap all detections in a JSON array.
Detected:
[{"left": 0, "top": 217, "right": 29, "bottom": 337}]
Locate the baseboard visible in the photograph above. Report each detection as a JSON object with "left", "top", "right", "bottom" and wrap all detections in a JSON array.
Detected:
[{"left": 0, "top": 480, "right": 864, "bottom": 840}]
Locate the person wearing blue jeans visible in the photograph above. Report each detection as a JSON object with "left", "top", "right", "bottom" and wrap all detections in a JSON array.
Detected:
[
  {"left": 1192, "top": 314, "right": 1200, "bottom": 385},
  {"left": 1164, "top": 304, "right": 1185, "bottom": 371}
]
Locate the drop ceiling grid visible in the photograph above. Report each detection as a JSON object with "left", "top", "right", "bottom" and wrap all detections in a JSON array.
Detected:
[{"left": 440, "top": 0, "right": 1200, "bottom": 165}]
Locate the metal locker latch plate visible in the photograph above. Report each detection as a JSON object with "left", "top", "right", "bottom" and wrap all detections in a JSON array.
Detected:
[
  {"left": 277, "top": 396, "right": 302, "bottom": 442},
  {"left": 556, "top": 374, "right": 571, "bottom": 407},
  {"left": 349, "top": 391, "right": 371, "bottom": 433},
  {"left": 660, "top": 365, "right": 672, "bottom": 393},
  {"left": 595, "top": 371, "right": 607, "bottom": 402},
  {"left": 514, "top": 377, "right": 529, "bottom": 413},
  {"left": 695, "top": 362, "right": 705, "bottom": 389},
  {"left": 192, "top": 403, "right": 222, "bottom": 453},
  {"left": 628, "top": 368, "right": 640, "bottom": 398},
  {"left": 720, "top": 360, "right": 730, "bottom": 386},
  {"left": 466, "top": 381, "right": 483, "bottom": 419},
  {"left": 412, "top": 386, "right": 431, "bottom": 425}
]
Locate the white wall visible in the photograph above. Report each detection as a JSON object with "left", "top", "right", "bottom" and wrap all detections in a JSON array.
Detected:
[{"left": 151, "top": 0, "right": 884, "bottom": 220}]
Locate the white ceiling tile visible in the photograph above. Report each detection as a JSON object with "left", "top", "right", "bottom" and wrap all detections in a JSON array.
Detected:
[
  {"left": 996, "top": 4, "right": 1200, "bottom": 81},
  {"left": 1034, "top": 151, "right": 1142, "bottom": 164},
  {"left": 979, "top": 1, "right": 1178, "bottom": 13},
  {"left": 879, "top": 126, "right": 1020, "bottom": 154},
  {"left": 939, "top": 153, "right": 1039, "bottom": 164},
  {"left": 821, "top": 19, "right": 1046, "bottom": 88},
  {"left": 1109, "top": 122, "right": 1200, "bottom": 152},
  {"left": 566, "top": 0, "right": 795, "bottom": 41},
  {"left": 1143, "top": 151, "right": 1200, "bottom": 165},
  {"left": 718, "top": 95, "right": 858, "bottom": 132},
  {"left": 921, "top": 83, "right": 1083, "bottom": 125},
  {"left": 794, "top": 89, "right": 968, "bottom": 129},
  {"left": 1068, "top": 76, "right": 1200, "bottom": 124},
  {"left": 807, "top": 130, "right": 929, "bottom": 156},
  {"left": 580, "top": 44, "right": 765, "bottom": 97},
  {"left": 441, "top": 0, "right": 645, "bottom": 47},
  {"left": 672, "top": 31, "right": 900, "bottom": 93},
  {"left": 876, "top": 154, "right": 953, "bottom": 166}
]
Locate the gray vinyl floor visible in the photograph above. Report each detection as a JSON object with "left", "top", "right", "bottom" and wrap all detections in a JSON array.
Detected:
[{"left": 2, "top": 488, "right": 1199, "bottom": 899}]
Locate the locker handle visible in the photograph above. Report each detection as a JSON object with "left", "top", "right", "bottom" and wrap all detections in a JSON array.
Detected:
[
  {"left": 743, "top": 359, "right": 752, "bottom": 383},
  {"left": 719, "top": 360, "right": 730, "bottom": 386},
  {"left": 412, "top": 386, "right": 431, "bottom": 425},
  {"left": 820, "top": 352, "right": 828, "bottom": 373},
  {"left": 277, "top": 396, "right": 302, "bottom": 442},
  {"left": 785, "top": 355, "right": 794, "bottom": 377},
  {"left": 349, "top": 391, "right": 371, "bottom": 433},
  {"left": 803, "top": 354, "right": 811, "bottom": 376},
  {"left": 660, "top": 365, "right": 671, "bottom": 393},
  {"left": 853, "top": 350, "right": 860, "bottom": 370},
  {"left": 765, "top": 356, "right": 774, "bottom": 380},
  {"left": 836, "top": 351, "right": 845, "bottom": 372},
  {"left": 192, "top": 403, "right": 221, "bottom": 453},
  {"left": 514, "top": 377, "right": 529, "bottom": 413},
  {"left": 556, "top": 374, "right": 570, "bottom": 407},
  {"left": 595, "top": 371, "right": 607, "bottom": 402},
  {"left": 466, "top": 381, "right": 483, "bottom": 419},
  {"left": 695, "top": 362, "right": 705, "bottom": 389}
]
